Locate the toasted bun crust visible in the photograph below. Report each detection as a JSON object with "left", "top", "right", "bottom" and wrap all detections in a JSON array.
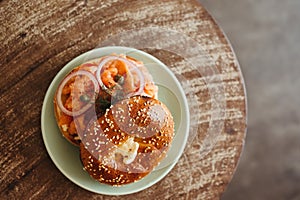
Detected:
[{"left": 80, "top": 96, "right": 174, "bottom": 185}]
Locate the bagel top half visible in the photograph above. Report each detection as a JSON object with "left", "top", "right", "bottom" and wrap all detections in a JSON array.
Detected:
[{"left": 80, "top": 96, "right": 175, "bottom": 186}]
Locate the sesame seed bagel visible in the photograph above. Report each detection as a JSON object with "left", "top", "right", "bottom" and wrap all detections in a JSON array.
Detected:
[{"left": 80, "top": 96, "right": 175, "bottom": 186}]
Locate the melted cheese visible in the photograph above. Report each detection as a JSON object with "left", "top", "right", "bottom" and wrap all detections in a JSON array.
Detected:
[{"left": 115, "top": 137, "right": 139, "bottom": 164}]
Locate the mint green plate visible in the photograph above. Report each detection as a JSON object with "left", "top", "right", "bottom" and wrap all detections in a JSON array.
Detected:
[{"left": 41, "top": 46, "right": 189, "bottom": 195}]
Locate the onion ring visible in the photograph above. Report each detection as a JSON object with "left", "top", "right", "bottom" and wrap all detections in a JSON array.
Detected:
[
  {"left": 56, "top": 70, "right": 99, "bottom": 116},
  {"left": 96, "top": 56, "right": 145, "bottom": 97}
]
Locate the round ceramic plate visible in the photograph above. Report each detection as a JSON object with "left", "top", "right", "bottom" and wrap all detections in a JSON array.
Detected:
[{"left": 41, "top": 46, "right": 189, "bottom": 195}]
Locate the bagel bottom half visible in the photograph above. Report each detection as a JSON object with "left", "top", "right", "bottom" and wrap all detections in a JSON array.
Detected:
[{"left": 80, "top": 96, "right": 175, "bottom": 186}]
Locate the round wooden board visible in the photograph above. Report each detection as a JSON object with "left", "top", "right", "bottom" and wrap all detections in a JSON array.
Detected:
[{"left": 0, "top": 0, "right": 246, "bottom": 199}]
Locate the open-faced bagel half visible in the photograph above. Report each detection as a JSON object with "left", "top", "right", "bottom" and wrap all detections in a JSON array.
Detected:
[
  {"left": 80, "top": 96, "right": 174, "bottom": 185},
  {"left": 53, "top": 55, "right": 158, "bottom": 146}
]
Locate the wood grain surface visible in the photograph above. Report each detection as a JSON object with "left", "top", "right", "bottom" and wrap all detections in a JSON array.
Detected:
[{"left": 0, "top": 0, "right": 246, "bottom": 199}]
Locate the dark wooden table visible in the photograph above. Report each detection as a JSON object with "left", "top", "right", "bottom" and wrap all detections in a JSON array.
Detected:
[{"left": 0, "top": 0, "right": 246, "bottom": 199}]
